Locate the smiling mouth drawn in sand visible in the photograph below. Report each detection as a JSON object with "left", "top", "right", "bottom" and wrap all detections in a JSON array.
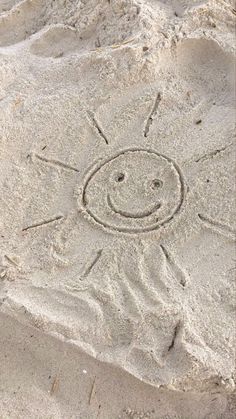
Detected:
[
  {"left": 81, "top": 149, "right": 184, "bottom": 233},
  {"left": 107, "top": 193, "right": 162, "bottom": 219}
]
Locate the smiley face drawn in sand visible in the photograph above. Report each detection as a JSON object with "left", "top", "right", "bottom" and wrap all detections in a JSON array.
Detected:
[{"left": 81, "top": 149, "right": 184, "bottom": 233}]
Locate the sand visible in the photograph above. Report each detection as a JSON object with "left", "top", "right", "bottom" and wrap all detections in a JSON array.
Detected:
[{"left": 0, "top": 0, "right": 235, "bottom": 417}]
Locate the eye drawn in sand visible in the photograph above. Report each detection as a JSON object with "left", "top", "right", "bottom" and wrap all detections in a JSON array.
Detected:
[{"left": 80, "top": 149, "right": 185, "bottom": 233}]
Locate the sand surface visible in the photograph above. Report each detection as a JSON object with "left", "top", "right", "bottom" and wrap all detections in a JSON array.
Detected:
[{"left": 0, "top": 0, "right": 235, "bottom": 417}]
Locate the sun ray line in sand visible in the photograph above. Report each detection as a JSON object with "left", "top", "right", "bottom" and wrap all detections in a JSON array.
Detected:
[
  {"left": 32, "top": 152, "right": 80, "bottom": 173},
  {"left": 143, "top": 92, "right": 162, "bottom": 137},
  {"left": 162, "top": 320, "right": 184, "bottom": 361},
  {"left": 195, "top": 143, "right": 233, "bottom": 163},
  {"left": 160, "top": 244, "right": 187, "bottom": 287},
  {"left": 167, "top": 320, "right": 182, "bottom": 352},
  {"left": 198, "top": 213, "right": 236, "bottom": 240},
  {"left": 82, "top": 249, "right": 103, "bottom": 279},
  {"left": 22, "top": 215, "right": 64, "bottom": 232},
  {"left": 87, "top": 111, "right": 109, "bottom": 145}
]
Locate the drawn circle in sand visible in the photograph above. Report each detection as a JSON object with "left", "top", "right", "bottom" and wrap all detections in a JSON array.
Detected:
[{"left": 82, "top": 149, "right": 184, "bottom": 233}]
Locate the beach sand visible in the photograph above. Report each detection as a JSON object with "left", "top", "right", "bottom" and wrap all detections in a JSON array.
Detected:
[{"left": 0, "top": 0, "right": 235, "bottom": 417}]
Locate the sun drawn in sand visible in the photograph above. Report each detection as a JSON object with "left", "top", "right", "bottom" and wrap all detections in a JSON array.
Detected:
[
  {"left": 80, "top": 148, "right": 184, "bottom": 234},
  {"left": 2, "top": 85, "right": 233, "bottom": 389},
  {"left": 23, "top": 91, "right": 235, "bottom": 280}
]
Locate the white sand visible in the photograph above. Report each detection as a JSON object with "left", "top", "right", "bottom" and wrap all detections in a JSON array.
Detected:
[{"left": 0, "top": 0, "right": 235, "bottom": 417}]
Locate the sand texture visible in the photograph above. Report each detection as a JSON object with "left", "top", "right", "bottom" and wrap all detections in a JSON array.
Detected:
[{"left": 0, "top": 0, "right": 235, "bottom": 417}]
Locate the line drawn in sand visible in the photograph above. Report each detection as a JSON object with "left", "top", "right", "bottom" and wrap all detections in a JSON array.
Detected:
[
  {"left": 162, "top": 320, "right": 184, "bottom": 360},
  {"left": 87, "top": 111, "right": 109, "bottom": 145},
  {"left": 195, "top": 143, "right": 232, "bottom": 163},
  {"left": 160, "top": 244, "right": 187, "bottom": 287},
  {"left": 81, "top": 249, "right": 103, "bottom": 279},
  {"left": 32, "top": 152, "right": 80, "bottom": 173},
  {"left": 143, "top": 92, "right": 162, "bottom": 138},
  {"left": 198, "top": 213, "right": 235, "bottom": 240},
  {"left": 88, "top": 377, "right": 96, "bottom": 405},
  {"left": 22, "top": 215, "right": 63, "bottom": 232}
]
